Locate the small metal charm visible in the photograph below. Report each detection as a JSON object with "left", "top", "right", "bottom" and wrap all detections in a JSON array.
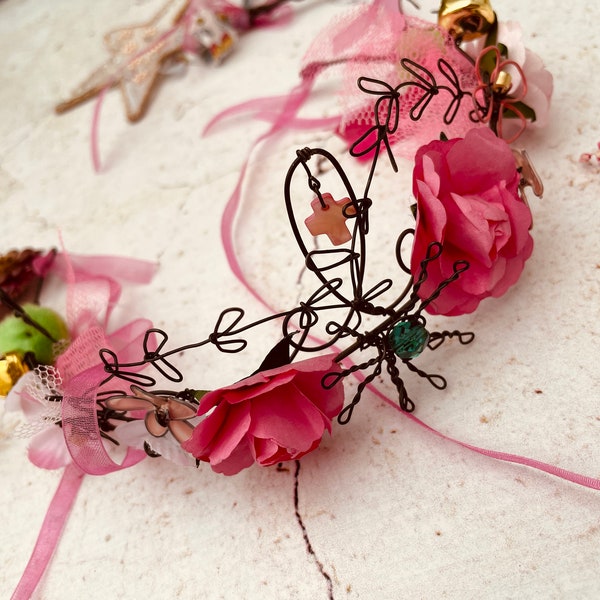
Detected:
[{"left": 438, "top": 0, "right": 496, "bottom": 42}]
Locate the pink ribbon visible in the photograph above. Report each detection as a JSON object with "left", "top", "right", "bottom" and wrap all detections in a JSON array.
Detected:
[
  {"left": 368, "top": 384, "right": 600, "bottom": 490},
  {"left": 10, "top": 464, "right": 85, "bottom": 600}
]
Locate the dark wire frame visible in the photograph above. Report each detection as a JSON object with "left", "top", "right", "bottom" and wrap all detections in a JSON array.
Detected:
[
  {"left": 96, "top": 60, "right": 480, "bottom": 426},
  {"left": 0, "top": 60, "right": 485, "bottom": 451}
]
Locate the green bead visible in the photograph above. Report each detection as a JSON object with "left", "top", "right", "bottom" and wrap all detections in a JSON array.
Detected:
[
  {"left": 388, "top": 320, "right": 429, "bottom": 359},
  {"left": 0, "top": 304, "right": 69, "bottom": 365}
]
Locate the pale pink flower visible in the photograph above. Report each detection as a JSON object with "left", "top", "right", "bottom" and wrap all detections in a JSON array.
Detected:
[{"left": 465, "top": 21, "right": 553, "bottom": 138}]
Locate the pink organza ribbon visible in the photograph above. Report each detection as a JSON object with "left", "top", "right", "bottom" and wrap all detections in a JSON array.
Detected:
[
  {"left": 10, "top": 464, "right": 84, "bottom": 600},
  {"left": 52, "top": 250, "right": 157, "bottom": 473},
  {"left": 11, "top": 251, "right": 157, "bottom": 598},
  {"left": 58, "top": 326, "right": 150, "bottom": 475}
]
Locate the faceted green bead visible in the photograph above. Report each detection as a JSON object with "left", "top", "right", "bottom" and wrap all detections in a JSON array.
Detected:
[{"left": 388, "top": 320, "right": 429, "bottom": 359}]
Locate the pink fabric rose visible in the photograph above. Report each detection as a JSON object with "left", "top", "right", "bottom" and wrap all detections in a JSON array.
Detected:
[
  {"left": 410, "top": 127, "right": 533, "bottom": 316},
  {"left": 182, "top": 354, "right": 344, "bottom": 475}
]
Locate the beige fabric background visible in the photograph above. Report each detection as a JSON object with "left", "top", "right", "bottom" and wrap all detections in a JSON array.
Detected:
[{"left": 1, "top": 0, "right": 599, "bottom": 598}]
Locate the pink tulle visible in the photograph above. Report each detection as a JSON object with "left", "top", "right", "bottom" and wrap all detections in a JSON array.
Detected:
[
  {"left": 50, "top": 250, "right": 157, "bottom": 473},
  {"left": 48, "top": 251, "right": 157, "bottom": 333},
  {"left": 61, "top": 365, "right": 148, "bottom": 475},
  {"left": 206, "top": 0, "right": 481, "bottom": 166},
  {"left": 56, "top": 318, "right": 153, "bottom": 474}
]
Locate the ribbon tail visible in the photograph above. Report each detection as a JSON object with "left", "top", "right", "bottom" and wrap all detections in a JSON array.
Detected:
[
  {"left": 369, "top": 383, "right": 600, "bottom": 490},
  {"left": 11, "top": 464, "right": 85, "bottom": 600}
]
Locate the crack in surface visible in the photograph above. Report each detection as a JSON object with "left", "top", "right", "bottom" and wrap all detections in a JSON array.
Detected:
[{"left": 293, "top": 460, "right": 334, "bottom": 600}]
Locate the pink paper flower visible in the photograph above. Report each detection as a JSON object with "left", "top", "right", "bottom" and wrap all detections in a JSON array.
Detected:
[
  {"left": 410, "top": 127, "right": 533, "bottom": 316},
  {"left": 182, "top": 353, "right": 344, "bottom": 475}
]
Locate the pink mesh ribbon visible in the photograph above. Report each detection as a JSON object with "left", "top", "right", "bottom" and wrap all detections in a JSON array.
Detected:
[
  {"left": 49, "top": 251, "right": 157, "bottom": 331},
  {"left": 58, "top": 324, "right": 150, "bottom": 475},
  {"left": 205, "top": 0, "right": 480, "bottom": 161},
  {"left": 51, "top": 250, "right": 157, "bottom": 472}
]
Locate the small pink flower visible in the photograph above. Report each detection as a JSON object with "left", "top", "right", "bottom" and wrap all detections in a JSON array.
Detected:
[
  {"left": 182, "top": 354, "right": 344, "bottom": 475},
  {"left": 4, "top": 252, "right": 157, "bottom": 471},
  {"left": 473, "top": 45, "right": 530, "bottom": 142},
  {"left": 465, "top": 21, "right": 553, "bottom": 139},
  {"left": 410, "top": 127, "right": 533, "bottom": 316}
]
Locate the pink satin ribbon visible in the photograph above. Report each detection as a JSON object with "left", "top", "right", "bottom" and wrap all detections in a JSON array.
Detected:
[{"left": 10, "top": 464, "right": 85, "bottom": 600}]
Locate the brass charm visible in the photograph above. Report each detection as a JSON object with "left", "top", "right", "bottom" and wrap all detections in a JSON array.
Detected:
[
  {"left": 438, "top": 0, "right": 496, "bottom": 41},
  {"left": 0, "top": 353, "right": 28, "bottom": 396}
]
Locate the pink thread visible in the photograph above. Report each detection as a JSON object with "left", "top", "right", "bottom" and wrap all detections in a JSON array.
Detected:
[
  {"left": 10, "top": 464, "right": 85, "bottom": 600},
  {"left": 91, "top": 86, "right": 108, "bottom": 172}
]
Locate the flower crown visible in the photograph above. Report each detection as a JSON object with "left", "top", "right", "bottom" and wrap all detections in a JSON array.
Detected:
[
  {"left": 2, "top": 1, "right": 598, "bottom": 598},
  {"left": 3, "top": 0, "right": 548, "bottom": 476}
]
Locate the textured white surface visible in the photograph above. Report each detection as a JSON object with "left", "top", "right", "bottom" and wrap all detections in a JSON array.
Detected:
[{"left": 1, "top": 0, "right": 599, "bottom": 598}]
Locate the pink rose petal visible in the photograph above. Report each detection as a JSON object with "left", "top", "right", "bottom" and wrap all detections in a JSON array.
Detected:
[
  {"left": 411, "top": 128, "right": 533, "bottom": 315},
  {"left": 183, "top": 354, "right": 343, "bottom": 474}
]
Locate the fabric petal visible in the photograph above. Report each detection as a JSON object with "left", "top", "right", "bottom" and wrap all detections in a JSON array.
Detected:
[
  {"left": 28, "top": 427, "right": 71, "bottom": 470},
  {"left": 248, "top": 386, "right": 325, "bottom": 453},
  {"left": 210, "top": 435, "right": 255, "bottom": 475},
  {"left": 203, "top": 402, "right": 251, "bottom": 464}
]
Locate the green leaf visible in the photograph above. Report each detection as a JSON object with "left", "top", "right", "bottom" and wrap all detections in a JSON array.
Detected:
[
  {"left": 478, "top": 47, "right": 498, "bottom": 79},
  {"left": 503, "top": 101, "right": 537, "bottom": 122}
]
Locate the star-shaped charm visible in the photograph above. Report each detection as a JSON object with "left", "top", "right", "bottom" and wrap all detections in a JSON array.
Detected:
[
  {"left": 55, "top": 0, "right": 238, "bottom": 122},
  {"left": 512, "top": 148, "right": 543, "bottom": 229},
  {"left": 304, "top": 193, "right": 356, "bottom": 246},
  {"left": 55, "top": 0, "right": 189, "bottom": 122}
]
